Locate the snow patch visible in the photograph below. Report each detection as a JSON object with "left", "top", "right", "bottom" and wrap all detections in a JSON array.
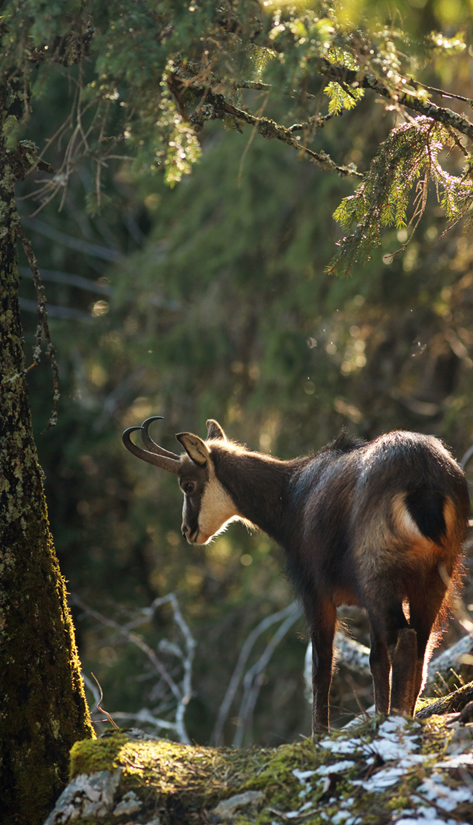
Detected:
[{"left": 315, "top": 760, "right": 356, "bottom": 775}]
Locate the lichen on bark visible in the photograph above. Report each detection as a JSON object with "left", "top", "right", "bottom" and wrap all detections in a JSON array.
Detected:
[{"left": 0, "top": 79, "right": 94, "bottom": 825}]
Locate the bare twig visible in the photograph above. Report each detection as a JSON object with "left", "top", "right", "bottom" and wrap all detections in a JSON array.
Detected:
[
  {"left": 73, "top": 593, "right": 195, "bottom": 744},
  {"left": 19, "top": 266, "right": 112, "bottom": 295},
  {"left": 232, "top": 605, "right": 300, "bottom": 747},
  {"left": 18, "top": 298, "right": 93, "bottom": 322},
  {"left": 91, "top": 672, "right": 120, "bottom": 729},
  {"left": 460, "top": 444, "right": 473, "bottom": 471},
  {"left": 20, "top": 217, "right": 122, "bottom": 262},
  {"left": 211, "top": 601, "right": 301, "bottom": 746},
  {"left": 17, "top": 224, "right": 60, "bottom": 431},
  {"left": 411, "top": 792, "right": 468, "bottom": 822},
  {"left": 0, "top": 362, "right": 38, "bottom": 387}
]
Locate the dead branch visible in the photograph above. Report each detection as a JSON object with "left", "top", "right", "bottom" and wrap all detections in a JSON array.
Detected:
[
  {"left": 211, "top": 601, "right": 301, "bottom": 746},
  {"left": 72, "top": 593, "right": 195, "bottom": 744},
  {"left": 415, "top": 681, "right": 473, "bottom": 720},
  {"left": 232, "top": 606, "right": 301, "bottom": 747},
  {"left": 17, "top": 224, "right": 60, "bottom": 430}
]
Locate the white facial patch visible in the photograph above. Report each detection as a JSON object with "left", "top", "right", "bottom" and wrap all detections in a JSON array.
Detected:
[{"left": 196, "top": 463, "right": 240, "bottom": 544}]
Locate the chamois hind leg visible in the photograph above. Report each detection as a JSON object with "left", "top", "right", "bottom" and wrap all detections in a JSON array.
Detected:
[
  {"left": 305, "top": 597, "right": 337, "bottom": 733},
  {"left": 368, "top": 626, "right": 391, "bottom": 714},
  {"left": 390, "top": 627, "right": 418, "bottom": 715},
  {"left": 367, "top": 601, "right": 410, "bottom": 716},
  {"left": 407, "top": 570, "right": 450, "bottom": 716}
]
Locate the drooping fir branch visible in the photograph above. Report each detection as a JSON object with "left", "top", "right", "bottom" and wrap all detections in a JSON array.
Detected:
[{"left": 327, "top": 117, "right": 473, "bottom": 276}]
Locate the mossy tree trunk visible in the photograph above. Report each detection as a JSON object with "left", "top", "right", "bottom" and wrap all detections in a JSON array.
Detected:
[{"left": 0, "top": 82, "right": 94, "bottom": 825}]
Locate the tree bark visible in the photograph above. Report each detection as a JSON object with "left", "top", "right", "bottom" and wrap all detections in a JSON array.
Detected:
[{"left": 0, "top": 80, "right": 93, "bottom": 825}]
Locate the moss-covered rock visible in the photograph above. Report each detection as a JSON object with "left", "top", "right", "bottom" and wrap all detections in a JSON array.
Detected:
[{"left": 45, "top": 713, "right": 473, "bottom": 825}]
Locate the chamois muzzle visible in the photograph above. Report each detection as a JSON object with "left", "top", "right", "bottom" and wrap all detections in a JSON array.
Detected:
[{"left": 122, "top": 416, "right": 180, "bottom": 474}]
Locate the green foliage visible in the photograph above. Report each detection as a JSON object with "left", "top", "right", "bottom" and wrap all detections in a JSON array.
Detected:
[
  {"left": 324, "top": 80, "right": 364, "bottom": 115},
  {"left": 329, "top": 117, "right": 473, "bottom": 275},
  {"left": 323, "top": 45, "right": 364, "bottom": 115},
  {"left": 3, "top": 0, "right": 473, "bottom": 256}
]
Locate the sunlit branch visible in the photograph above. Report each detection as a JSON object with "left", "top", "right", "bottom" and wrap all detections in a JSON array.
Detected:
[{"left": 319, "top": 60, "right": 473, "bottom": 143}]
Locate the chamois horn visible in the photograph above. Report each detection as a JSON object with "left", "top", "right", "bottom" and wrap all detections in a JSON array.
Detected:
[
  {"left": 140, "top": 416, "right": 182, "bottom": 460},
  {"left": 122, "top": 417, "right": 180, "bottom": 474}
]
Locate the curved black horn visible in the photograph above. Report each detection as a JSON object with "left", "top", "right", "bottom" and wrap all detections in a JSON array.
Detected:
[
  {"left": 122, "top": 425, "right": 179, "bottom": 474},
  {"left": 140, "top": 416, "right": 180, "bottom": 460}
]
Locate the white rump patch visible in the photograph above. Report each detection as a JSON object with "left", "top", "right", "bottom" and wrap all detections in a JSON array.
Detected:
[{"left": 392, "top": 494, "right": 422, "bottom": 538}]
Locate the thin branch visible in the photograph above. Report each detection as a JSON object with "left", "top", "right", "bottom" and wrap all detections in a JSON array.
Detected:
[
  {"left": 19, "top": 298, "right": 93, "bottom": 322},
  {"left": 20, "top": 217, "right": 122, "bottom": 262},
  {"left": 287, "top": 114, "right": 334, "bottom": 133},
  {"left": 71, "top": 594, "right": 183, "bottom": 705},
  {"left": 17, "top": 224, "right": 60, "bottom": 431},
  {"left": 72, "top": 592, "right": 194, "bottom": 744},
  {"left": 172, "top": 68, "right": 362, "bottom": 178},
  {"left": 232, "top": 606, "right": 300, "bottom": 747},
  {"left": 411, "top": 792, "right": 467, "bottom": 824},
  {"left": 211, "top": 601, "right": 301, "bottom": 746},
  {"left": 19, "top": 266, "right": 112, "bottom": 296},
  {"left": 91, "top": 672, "right": 120, "bottom": 729},
  {"left": 319, "top": 59, "right": 473, "bottom": 143},
  {"left": 460, "top": 444, "right": 473, "bottom": 470},
  {"left": 419, "top": 83, "right": 473, "bottom": 105},
  {"left": 205, "top": 91, "right": 362, "bottom": 177},
  {"left": 103, "top": 709, "right": 178, "bottom": 731},
  {"left": 0, "top": 362, "right": 38, "bottom": 387}
]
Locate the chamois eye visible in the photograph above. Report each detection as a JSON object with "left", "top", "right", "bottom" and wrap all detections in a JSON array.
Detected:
[{"left": 183, "top": 482, "right": 195, "bottom": 495}]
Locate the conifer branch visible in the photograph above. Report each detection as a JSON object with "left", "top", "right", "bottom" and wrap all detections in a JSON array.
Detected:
[
  {"left": 319, "top": 60, "right": 473, "bottom": 143},
  {"left": 179, "top": 80, "right": 362, "bottom": 178}
]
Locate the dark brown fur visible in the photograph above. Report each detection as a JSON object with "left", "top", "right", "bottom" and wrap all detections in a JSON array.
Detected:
[{"left": 123, "top": 419, "right": 470, "bottom": 731}]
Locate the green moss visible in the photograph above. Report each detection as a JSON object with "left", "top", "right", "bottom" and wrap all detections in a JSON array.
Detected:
[
  {"left": 418, "top": 713, "right": 452, "bottom": 755},
  {"left": 61, "top": 707, "right": 473, "bottom": 824},
  {"left": 72, "top": 732, "right": 262, "bottom": 797},
  {"left": 67, "top": 729, "right": 374, "bottom": 825}
]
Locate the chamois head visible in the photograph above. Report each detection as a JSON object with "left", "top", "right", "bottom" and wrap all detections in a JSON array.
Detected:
[{"left": 122, "top": 416, "right": 240, "bottom": 545}]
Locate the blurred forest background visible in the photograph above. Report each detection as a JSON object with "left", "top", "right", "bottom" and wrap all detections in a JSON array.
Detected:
[{"left": 13, "top": 0, "right": 473, "bottom": 749}]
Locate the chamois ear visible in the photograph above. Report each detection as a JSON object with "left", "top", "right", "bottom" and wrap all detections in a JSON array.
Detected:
[
  {"left": 176, "top": 433, "right": 210, "bottom": 467},
  {"left": 206, "top": 419, "right": 226, "bottom": 440}
]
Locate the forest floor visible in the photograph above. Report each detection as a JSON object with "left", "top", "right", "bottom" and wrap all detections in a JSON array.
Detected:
[{"left": 45, "top": 701, "right": 473, "bottom": 825}]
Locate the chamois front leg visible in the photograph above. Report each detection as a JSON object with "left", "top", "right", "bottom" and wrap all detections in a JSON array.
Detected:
[{"left": 307, "top": 598, "right": 337, "bottom": 733}]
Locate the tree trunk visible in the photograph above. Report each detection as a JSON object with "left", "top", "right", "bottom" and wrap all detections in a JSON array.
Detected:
[{"left": 0, "top": 81, "right": 93, "bottom": 825}]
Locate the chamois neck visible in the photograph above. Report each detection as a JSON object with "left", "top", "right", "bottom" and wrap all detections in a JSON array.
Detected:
[{"left": 211, "top": 445, "right": 302, "bottom": 544}]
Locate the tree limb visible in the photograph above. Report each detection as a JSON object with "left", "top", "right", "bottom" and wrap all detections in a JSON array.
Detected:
[
  {"left": 415, "top": 681, "right": 473, "bottom": 719},
  {"left": 319, "top": 60, "right": 473, "bottom": 143},
  {"left": 171, "top": 72, "right": 362, "bottom": 178}
]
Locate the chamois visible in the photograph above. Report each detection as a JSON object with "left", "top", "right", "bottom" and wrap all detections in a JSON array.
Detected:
[{"left": 123, "top": 416, "right": 469, "bottom": 731}]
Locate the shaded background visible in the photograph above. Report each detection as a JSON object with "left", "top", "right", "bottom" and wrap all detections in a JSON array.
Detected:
[{"left": 17, "top": 52, "right": 473, "bottom": 746}]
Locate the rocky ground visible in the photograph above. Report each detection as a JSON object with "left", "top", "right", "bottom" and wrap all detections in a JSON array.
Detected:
[{"left": 45, "top": 700, "right": 473, "bottom": 825}]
